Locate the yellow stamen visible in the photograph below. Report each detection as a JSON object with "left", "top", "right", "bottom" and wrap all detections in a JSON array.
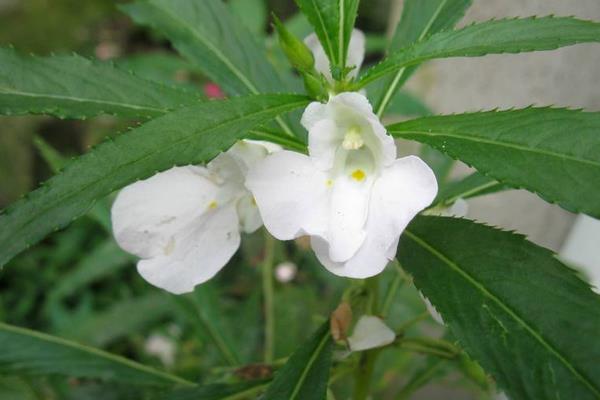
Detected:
[
  {"left": 351, "top": 169, "right": 366, "bottom": 181},
  {"left": 326, "top": 179, "right": 334, "bottom": 187},
  {"left": 208, "top": 200, "right": 218, "bottom": 209}
]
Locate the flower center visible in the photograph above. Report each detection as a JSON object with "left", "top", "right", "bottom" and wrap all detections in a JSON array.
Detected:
[
  {"left": 351, "top": 169, "right": 366, "bottom": 181},
  {"left": 342, "top": 126, "right": 364, "bottom": 150}
]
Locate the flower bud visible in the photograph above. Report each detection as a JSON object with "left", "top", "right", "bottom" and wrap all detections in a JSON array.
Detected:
[
  {"left": 272, "top": 14, "right": 314, "bottom": 73},
  {"left": 303, "top": 72, "right": 328, "bottom": 101}
]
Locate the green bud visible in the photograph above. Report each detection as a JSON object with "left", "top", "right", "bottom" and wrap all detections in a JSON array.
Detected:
[
  {"left": 272, "top": 14, "right": 314, "bottom": 73},
  {"left": 303, "top": 72, "right": 328, "bottom": 101}
]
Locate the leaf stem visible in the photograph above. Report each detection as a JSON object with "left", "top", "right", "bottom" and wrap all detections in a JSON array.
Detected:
[
  {"left": 381, "top": 260, "right": 407, "bottom": 318},
  {"left": 262, "top": 231, "right": 276, "bottom": 363}
]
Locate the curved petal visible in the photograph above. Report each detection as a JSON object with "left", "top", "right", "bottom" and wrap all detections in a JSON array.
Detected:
[
  {"left": 111, "top": 166, "right": 218, "bottom": 259},
  {"left": 348, "top": 315, "right": 395, "bottom": 352},
  {"left": 346, "top": 29, "right": 366, "bottom": 79},
  {"left": 311, "top": 156, "right": 437, "bottom": 278},
  {"left": 307, "top": 119, "right": 342, "bottom": 170},
  {"left": 301, "top": 100, "right": 330, "bottom": 132},
  {"left": 304, "top": 32, "right": 333, "bottom": 81},
  {"left": 246, "top": 151, "right": 329, "bottom": 240},
  {"left": 137, "top": 205, "right": 240, "bottom": 294},
  {"left": 237, "top": 193, "right": 263, "bottom": 234},
  {"left": 327, "top": 175, "right": 371, "bottom": 262}
]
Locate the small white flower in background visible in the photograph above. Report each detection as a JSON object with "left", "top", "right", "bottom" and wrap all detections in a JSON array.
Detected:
[
  {"left": 247, "top": 92, "right": 438, "bottom": 278},
  {"left": 419, "top": 292, "right": 444, "bottom": 325},
  {"left": 348, "top": 315, "right": 396, "bottom": 352},
  {"left": 111, "top": 140, "right": 277, "bottom": 294},
  {"left": 144, "top": 334, "right": 176, "bottom": 366},
  {"left": 274, "top": 261, "right": 297, "bottom": 283},
  {"left": 304, "top": 29, "right": 365, "bottom": 82}
]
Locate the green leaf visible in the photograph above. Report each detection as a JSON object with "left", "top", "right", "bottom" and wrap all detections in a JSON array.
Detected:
[
  {"left": 0, "top": 322, "right": 193, "bottom": 386},
  {"left": 435, "top": 172, "right": 506, "bottom": 206},
  {"left": 0, "top": 48, "right": 200, "bottom": 119},
  {"left": 375, "top": 0, "right": 471, "bottom": 116},
  {"left": 115, "top": 52, "right": 201, "bottom": 89},
  {"left": 121, "top": 0, "right": 299, "bottom": 137},
  {"left": 398, "top": 216, "right": 600, "bottom": 399},
  {"left": 0, "top": 94, "right": 309, "bottom": 268},
  {"left": 359, "top": 16, "right": 600, "bottom": 88},
  {"left": 48, "top": 240, "right": 132, "bottom": 303},
  {"left": 388, "top": 107, "right": 600, "bottom": 217},
  {"left": 294, "top": 0, "right": 360, "bottom": 74},
  {"left": 263, "top": 322, "right": 333, "bottom": 400},
  {"left": 229, "top": 0, "right": 267, "bottom": 36},
  {"left": 162, "top": 380, "right": 269, "bottom": 400}
]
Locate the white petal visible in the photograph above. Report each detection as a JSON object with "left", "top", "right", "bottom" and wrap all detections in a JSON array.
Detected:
[
  {"left": 246, "top": 151, "right": 329, "bottom": 240},
  {"left": 311, "top": 156, "right": 437, "bottom": 278},
  {"left": 348, "top": 316, "right": 395, "bottom": 352},
  {"left": 304, "top": 32, "right": 333, "bottom": 81},
  {"left": 300, "top": 100, "right": 330, "bottom": 132},
  {"left": 327, "top": 175, "right": 371, "bottom": 262},
  {"left": 420, "top": 292, "right": 444, "bottom": 325},
  {"left": 137, "top": 205, "right": 240, "bottom": 294},
  {"left": 111, "top": 166, "right": 218, "bottom": 259},
  {"left": 237, "top": 193, "right": 262, "bottom": 234},
  {"left": 243, "top": 139, "right": 282, "bottom": 154},
  {"left": 304, "top": 29, "right": 365, "bottom": 82},
  {"left": 307, "top": 119, "right": 342, "bottom": 170},
  {"left": 346, "top": 29, "right": 366, "bottom": 79}
]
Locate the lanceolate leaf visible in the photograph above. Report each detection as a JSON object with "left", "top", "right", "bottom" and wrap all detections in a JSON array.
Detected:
[
  {"left": 375, "top": 0, "right": 471, "bottom": 116},
  {"left": 121, "top": 0, "right": 299, "bottom": 136},
  {"left": 398, "top": 216, "right": 600, "bottom": 399},
  {"left": 435, "top": 172, "right": 506, "bottom": 206},
  {"left": 162, "top": 380, "right": 269, "bottom": 400},
  {"left": 0, "top": 48, "right": 200, "bottom": 119},
  {"left": 388, "top": 107, "right": 600, "bottom": 218},
  {"left": 263, "top": 322, "right": 333, "bottom": 400},
  {"left": 294, "top": 0, "right": 360, "bottom": 73},
  {"left": 0, "top": 94, "right": 309, "bottom": 268},
  {"left": 0, "top": 322, "right": 193, "bottom": 386},
  {"left": 359, "top": 16, "right": 600, "bottom": 87}
]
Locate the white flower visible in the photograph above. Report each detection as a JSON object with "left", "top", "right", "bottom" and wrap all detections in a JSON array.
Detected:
[
  {"left": 111, "top": 140, "right": 276, "bottom": 294},
  {"left": 246, "top": 92, "right": 438, "bottom": 278},
  {"left": 304, "top": 29, "right": 366, "bottom": 82},
  {"left": 348, "top": 315, "right": 396, "bottom": 352}
]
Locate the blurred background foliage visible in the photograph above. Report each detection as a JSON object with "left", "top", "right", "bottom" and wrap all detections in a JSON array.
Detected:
[{"left": 0, "top": 0, "right": 489, "bottom": 398}]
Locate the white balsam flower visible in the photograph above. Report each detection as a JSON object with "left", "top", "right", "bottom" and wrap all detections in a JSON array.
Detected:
[
  {"left": 304, "top": 29, "right": 365, "bottom": 82},
  {"left": 111, "top": 140, "right": 275, "bottom": 294},
  {"left": 348, "top": 315, "right": 396, "bottom": 352},
  {"left": 247, "top": 92, "right": 438, "bottom": 278}
]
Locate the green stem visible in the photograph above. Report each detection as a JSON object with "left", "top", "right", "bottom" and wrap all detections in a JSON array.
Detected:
[
  {"left": 262, "top": 232, "right": 276, "bottom": 364},
  {"left": 396, "top": 311, "right": 429, "bottom": 334},
  {"left": 380, "top": 262, "right": 407, "bottom": 318}
]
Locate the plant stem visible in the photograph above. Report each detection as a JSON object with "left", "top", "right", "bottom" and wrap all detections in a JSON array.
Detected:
[
  {"left": 262, "top": 232, "right": 276, "bottom": 364},
  {"left": 381, "top": 261, "right": 407, "bottom": 318}
]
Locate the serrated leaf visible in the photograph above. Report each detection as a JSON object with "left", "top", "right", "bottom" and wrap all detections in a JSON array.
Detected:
[
  {"left": 388, "top": 107, "right": 600, "bottom": 217},
  {"left": 0, "top": 322, "right": 193, "bottom": 386},
  {"left": 359, "top": 16, "right": 600, "bottom": 88},
  {"left": 435, "top": 171, "right": 506, "bottom": 206},
  {"left": 398, "top": 216, "right": 600, "bottom": 399},
  {"left": 375, "top": 0, "right": 471, "bottom": 116},
  {"left": 162, "top": 380, "right": 269, "bottom": 400},
  {"left": 0, "top": 48, "right": 200, "bottom": 119},
  {"left": 115, "top": 52, "right": 201, "bottom": 89},
  {"left": 0, "top": 94, "right": 309, "bottom": 268},
  {"left": 294, "top": 0, "right": 360, "bottom": 74},
  {"left": 263, "top": 322, "right": 333, "bottom": 400},
  {"left": 121, "top": 0, "right": 299, "bottom": 137}
]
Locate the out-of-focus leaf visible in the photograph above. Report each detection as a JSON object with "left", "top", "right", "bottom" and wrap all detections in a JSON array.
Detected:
[
  {"left": 399, "top": 216, "right": 600, "bottom": 399},
  {"left": 435, "top": 171, "right": 506, "bottom": 206},
  {"left": 0, "top": 48, "right": 200, "bottom": 119},
  {"left": 162, "top": 380, "right": 269, "bottom": 400},
  {"left": 115, "top": 52, "right": 201, "bottom": 89},
  {"left": 0, "top": 322, "right": 194, "bottom": 386},
  {"left": 0, "top": 94, "right": 309, "bottom": 268},
  {"left": 263, "top": 322, "right": 333, "bottom": 400},
  {"left": 229, "top": 0, "right": 267, "bottom": 36}
]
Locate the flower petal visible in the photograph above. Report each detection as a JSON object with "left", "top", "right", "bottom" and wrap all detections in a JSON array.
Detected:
[
  {"left": 304, "top": 32, "right": 333, "bottom": 82},
  {"left": 111, "top": 166, "right": 218, "bottom": 259},
  {"left": 348, "top": 315, "right": 395, "bottom": 352},
  {"left": 312, "top": 156, "right": 437, "bottom": 278},
  {"left": 304, "top": 29, "right": 365, "bottom": 82},
  {"left": 246, "top": 151, "right": 329, "bottom": 240},
  {"left": 137, "top": 205, "right": 240, "bottom": 294},
  {"left": 237, "top": 193, "right": 262, "bottom": 234}
]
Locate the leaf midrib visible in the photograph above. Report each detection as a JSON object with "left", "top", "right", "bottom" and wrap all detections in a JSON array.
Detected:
[
  {"left": 0, "top": 86, "right": 168, "bottom": 114},
  {"left": 0, "top": 99, "right": 307, "bottom": 246},
  {"left": 289, "top": 330, "right": 331, "bottom": 399},
  {"left": 391, "top": 129, "right": 600, "bottom": 168},
  {"left": 403, "top": 229, "right": 600, "bottom": 397},
  {"left": 0, "top": 322, "right": 194, "bottom": 386},
  {"left": 311, "top": 0, "right": 336, "bottom": 63}
]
